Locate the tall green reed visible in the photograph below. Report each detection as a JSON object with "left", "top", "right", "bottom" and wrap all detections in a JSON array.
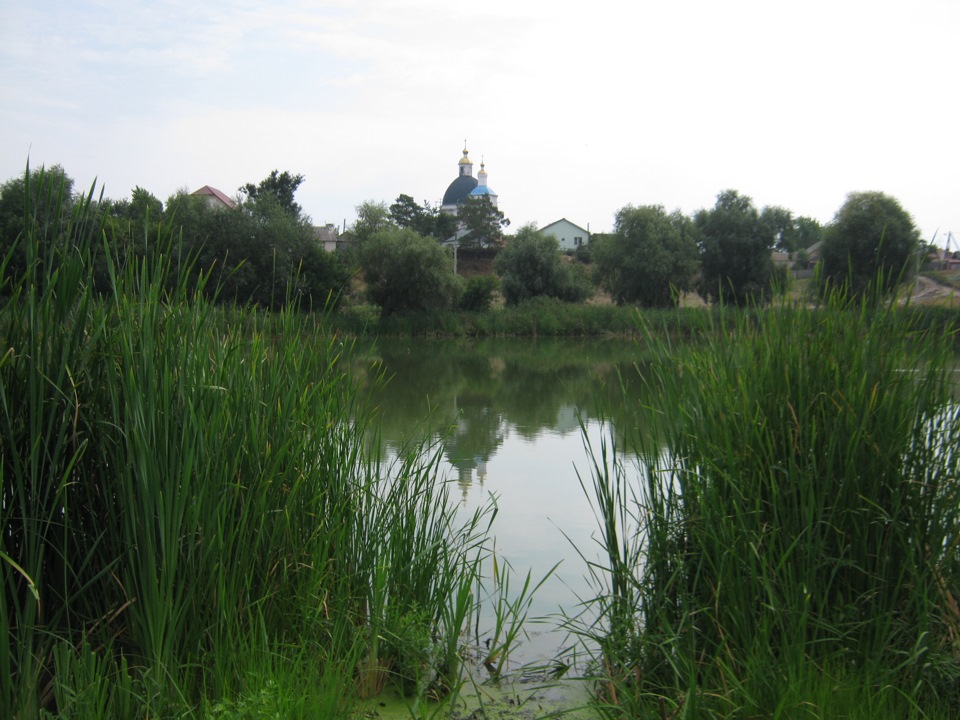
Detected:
[
  {"left": 0, "top": 165, "right": 110, "bottom": 717},
  {"left": 1, "top": 166, "right": 498, "bottom": 717},
  {"left": 574, "top": 294, "right": 960, "bottom": 717}
]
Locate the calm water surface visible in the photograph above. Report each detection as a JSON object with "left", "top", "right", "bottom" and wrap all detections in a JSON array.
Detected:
[{"left": 349, "top": 337, "right": 651, "bottom": 668}]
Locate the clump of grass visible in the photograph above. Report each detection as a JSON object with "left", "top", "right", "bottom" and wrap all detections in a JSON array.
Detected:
[
  {"left": 0, "top": 165, "right": 497, "bottom": 717},
  {"left": 573, "top": 295, "right": 960, "bottom": 717}
]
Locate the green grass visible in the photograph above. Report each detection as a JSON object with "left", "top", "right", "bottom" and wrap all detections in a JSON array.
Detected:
[
  {"left": 570, "top": 294, "right": 960, "bottom": 718},
  {"left": 0, "top": 166, "right": 503, "bottom": 718}
]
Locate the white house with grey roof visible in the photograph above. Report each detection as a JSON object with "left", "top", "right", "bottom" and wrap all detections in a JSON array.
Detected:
[{"left": 540, "top": 218, "right": 589, "bottom": 252}]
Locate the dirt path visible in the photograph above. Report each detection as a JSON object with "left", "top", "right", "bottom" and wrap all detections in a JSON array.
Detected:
[{"left": 911, "top": 275, "right": 958, "bottom": 305}]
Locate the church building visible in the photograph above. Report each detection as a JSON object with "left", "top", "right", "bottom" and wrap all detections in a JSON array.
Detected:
[{"left": 440, "top": 143, "right": 498, "bottom": 215}]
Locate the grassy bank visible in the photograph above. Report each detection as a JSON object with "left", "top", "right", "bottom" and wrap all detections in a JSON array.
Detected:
[
  {"left": 332, "top": 297, "right": 653, "bottom": 337},
  {"left": 572, "top": 297, "right": 960, "bottom": 718},
  {"left": 1, "top": 169, "right": 499, "bottom": 718},
  {"left": 331, "top": 296, "right": 960, "bottom": 342}
]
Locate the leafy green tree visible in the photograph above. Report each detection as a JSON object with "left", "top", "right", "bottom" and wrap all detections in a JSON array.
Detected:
[
  {"left": 107, "top": 186, "right": 165, "bottom": 251},
  {"left": 110, "top": 186, "right": 163, "bottom": 224},
  {"left": 239, "top": 170, "right": 305, "bottom": 218},
  {"left": 358, "top": 227, "right": 463, "bottom": 315},
  {"left": 165, "top": 190, "right": 349, "bottom": 310},
  {"left": 129, "top": 186, "right": 164, "bottom": 224},
  {"left": 389, "top": 194, "right": 458, "bottom": 241},
  {"left": 794, "top": 216, "right": 822, "bottom": 252},
  {"left": 695, "top": 190, "right": 778, "bottom": 306},
  {"left": 350, "top": 201, "right": 395, "bottom": 245},
  {"left": 0, "top": 164, "right": 77, "bottom": 290},
  {"left": 818, "top": 191, "right": 920, "bottom": 300},
  {"left": 760, "top": 206, "right": 822, "bottom": 253},
  {"left": 389, "top": 194, "right": 431, "bottom": 233},
  {"left": 494, "top": 225, "right": 591, "bottom": 306},
  {"left": 593, "top": 205, "right": 700, "bottom": 307},
  {"left": 457, "top": 196, "right": 509, "bottom": 249},
  {"left": 760, "top": 205, "right": 795, "bottom": 252}
]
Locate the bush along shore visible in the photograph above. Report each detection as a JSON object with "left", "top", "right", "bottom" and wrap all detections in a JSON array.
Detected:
[
  {"left": 1, "top": 169, "right": 508, "bottom": 718},
  {"left": 570, "top": 295, "right": 960, "bottom": 718},
  {"left": 329, "top": 297, "right": 960, "bottom": 344}
]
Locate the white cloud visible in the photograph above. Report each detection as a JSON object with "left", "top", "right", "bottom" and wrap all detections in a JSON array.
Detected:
[{"left": 0, "top": 0, "right": 957, "bottom": 239}]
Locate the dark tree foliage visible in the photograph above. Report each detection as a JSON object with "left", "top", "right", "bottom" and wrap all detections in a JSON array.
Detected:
[
  {"left": 793, "top": 216, "right": 823, "bottom": 252},
  {"left": 593, "top": 205, "right": 700, "bottom": 307},
  {"left": 761, "top": 206, "right": 822, "bottom": 253},
  {"left": 358, "top": 227, "right": 463, "bottom": 316},
  {"left": 109, "top": 186, "right": 163, "bottom": 224},
  {"left": 389, "top": 194, "right": 458, "bottom": 241},
  {"left": 106, "top": 186, "right": 166, "bottom": 258},
  {"left": 0, "top": 165, "right": 343, "bottom": 309},
  {"left": 695, "top": 190, "right": 778, "bottom": 306},
  {"left": 459, "top": 274, "right": 499, "bottom": 311},
  {"left": 457, "top": 196, "right": 510, "bottom": 249},
  {"left": 165, "top": 191, "right": 349, "bottom": 310},
  {"left": 239, "top": 170, "right": 305, "bottom": 218},
  {"left": 0, "top": 165, "right": 79, "bottom": 292},
  {"left": 818, "top": 191, "right": 920, "bottom": 300},
  {"left": 494, "top": 225, "right": 591, "bottom": 306},
  {"left": 350, "top": 201, "right": 395, "bottom": 245}
]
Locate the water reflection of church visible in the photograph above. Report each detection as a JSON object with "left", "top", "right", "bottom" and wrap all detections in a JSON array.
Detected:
[
  {"left": 443, "top": 393, "right": 506, "bottom": 503},
  {"left": 441, "top": 397, "right": 584, "bottom": 502}
]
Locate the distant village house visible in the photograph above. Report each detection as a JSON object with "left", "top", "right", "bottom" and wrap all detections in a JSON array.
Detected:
[
  {"left": 540, "top": 218, "right": 589, "bottom": 252},
  {"left": 190, "top": 185, "right": 237, "bottom": 210}
]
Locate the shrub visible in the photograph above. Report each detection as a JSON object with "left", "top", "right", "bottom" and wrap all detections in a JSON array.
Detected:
[
  {"left": 358, "top": 227, "right": 463, "bottom": 315},
  {"left": 459, "top": 274, "right": 499, "bottom": 311},
  {"left": 495, "top": 225, "right": 591, "bottom": 306},
  {"left": 818, "top": 191, "right": 920, "bottom": 301}
]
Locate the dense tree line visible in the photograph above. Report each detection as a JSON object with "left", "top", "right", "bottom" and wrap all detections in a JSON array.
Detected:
[
  {"left": 0, "top": 166, "right": 351, "bottom": 310},
  {"left": 589, "top": 189, "right": 916, "bottom": 308},
  {"left": 0, "top": 163, "right": 922, "bottom": 316}
]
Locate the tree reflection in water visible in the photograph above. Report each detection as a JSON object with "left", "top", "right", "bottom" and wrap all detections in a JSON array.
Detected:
[{"left": 344, "top": 337, "right": 666, "bottom": 665}]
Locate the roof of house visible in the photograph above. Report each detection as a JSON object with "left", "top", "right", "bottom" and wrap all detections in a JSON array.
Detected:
[
  {"left": 313, "top": 225, "right": 338, "bottom": 244},
  {"left": 191, "top": 185, "right": 237, "bottom": 209},
  {"left": 540, "top": 218, "right": 589, "bottom": 235}
]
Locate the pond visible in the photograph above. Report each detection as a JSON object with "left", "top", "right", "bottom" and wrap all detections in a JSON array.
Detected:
[{"left": 347, "top": 337, "right": 653, "bottom": 671}]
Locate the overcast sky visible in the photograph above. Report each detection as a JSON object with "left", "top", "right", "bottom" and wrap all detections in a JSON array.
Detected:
[{"left": 1, "top": 0, "right": 957, "bottom": 241}]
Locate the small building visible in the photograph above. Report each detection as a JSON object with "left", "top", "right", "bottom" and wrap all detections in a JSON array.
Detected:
[
  {"left": 191, "top": 185, "right": 237, "bottom": 210},
  {"left": 313, "top": 224, "right": 340, "bottom": 252},
  {"left": 540, "top": 218, "right": 589, "bottom": 252}
]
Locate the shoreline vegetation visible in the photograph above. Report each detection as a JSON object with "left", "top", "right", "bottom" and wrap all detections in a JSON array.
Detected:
[
  {"left": 329, "top": 297, "right": 960, "bottom": 342},
  {"left": 3, "top": 169, "right": 960, "bottom": 718},
  {"left": 568, "top": 299, "right": 960, "bottom": 719}
]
